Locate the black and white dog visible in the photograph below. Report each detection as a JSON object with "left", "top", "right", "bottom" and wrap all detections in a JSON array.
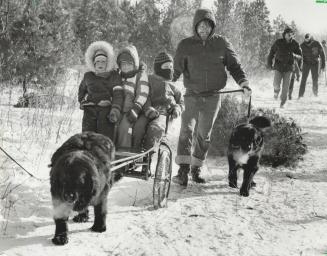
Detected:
[{"left": 228, "top": 116, "right": 271, "bottom": 197}]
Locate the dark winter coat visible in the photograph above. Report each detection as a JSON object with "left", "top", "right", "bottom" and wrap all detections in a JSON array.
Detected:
[
  {"left": 173, "top": 8, "right": 247, "bottom": 93},
  {"left": 301, "top": 40, "right": 326, "bottom": 69},
  {"left": 144, "top": 74, "right": 184, "bottom": 116},
  {"left": 78, "top": 71, "right": 123, "bottom": 111},
  {"left": 267, "top": 38, "right": 302, "bottom": 73},
  {"left": 117, "top": 45, "right": 149, "bottom": 114},
  {"left": 78, "top": 41, "right": 124, "bottom": 111}
]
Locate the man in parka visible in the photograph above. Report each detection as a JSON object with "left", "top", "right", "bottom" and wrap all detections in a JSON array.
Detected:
[
  {"left": 320, "top": 40, "right": 326, "bottom": 85},
  {"left": 298, "top": 34, "right": 325, "bottom": 97},
  {"left": 267, "top": 27, "right": 302, "bottom": 107},
  {"left": 172, "top": 8, "right": 251, "bottom": 187}
]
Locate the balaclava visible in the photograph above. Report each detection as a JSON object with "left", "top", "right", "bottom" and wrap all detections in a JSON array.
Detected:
[{"left": 154, "top": 51, "right": 174, "bottom": 80}]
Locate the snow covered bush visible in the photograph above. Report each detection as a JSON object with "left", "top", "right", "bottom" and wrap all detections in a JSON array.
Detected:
[
  {"left": 256, "top": 108, "right": 307, "bottom": 167},
  {"left": 209, "top": 95, "right": 307, "bottom": 167}
]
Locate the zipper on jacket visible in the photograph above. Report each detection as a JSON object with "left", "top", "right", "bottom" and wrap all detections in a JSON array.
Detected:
[
  {"left": 203, "top": 41, "right": 208, "bottom": 91},
  {"left": 205, "top": 71, "right": 208, "bottom": 91}
]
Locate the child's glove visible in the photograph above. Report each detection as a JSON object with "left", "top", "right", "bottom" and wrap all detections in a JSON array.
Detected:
[
  {"left": 145, "top": 107, "right": 159, "bottom": 120},
  {"left": 98, "top": 100, "right": 111, "bottom": 107},
  {"left": 126, "top": 109, "right": 138, "bottom": 123},
  {"left": 171, "top": 106, "right": 181, "bottom": 119},
  {"left": 80, "top": 100, "right": 95, "bottom": 110},
  {"left": 108, "top": 108, "right": 121, "bottom": 123}
]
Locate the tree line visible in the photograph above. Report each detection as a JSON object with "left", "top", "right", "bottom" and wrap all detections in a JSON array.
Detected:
[{"left": 0, "top": 0, "right": 300, "bottom": 90}]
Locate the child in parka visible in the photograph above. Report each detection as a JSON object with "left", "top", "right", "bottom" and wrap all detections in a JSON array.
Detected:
[
  {"left": 78, "top": 41, "right": 123, "bottom": 141},
  {"left": 116, "top": 45, "right": 149, "bottom": 148},
  {"left": 75, "top": 41, "right": 123, "bottom": 222},
  {"left": 133, "top": 51, "right": 184, "bottom": 150}
]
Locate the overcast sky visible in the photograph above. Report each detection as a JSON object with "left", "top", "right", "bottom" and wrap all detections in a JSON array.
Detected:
[{"left": 202, "top": 0, "right": 327, "bottom": 35}]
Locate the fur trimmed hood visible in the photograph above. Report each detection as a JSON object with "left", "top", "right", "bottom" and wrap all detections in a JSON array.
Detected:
[
  {"left": 85, "top": 41, "right": 115, "bottom": 72},
  {"left": 117, "top": 45, "right": 140, "bottom": 70}
]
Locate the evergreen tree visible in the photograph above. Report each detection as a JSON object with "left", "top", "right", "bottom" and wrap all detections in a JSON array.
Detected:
[{"left": 0, "top": 0, "right": 79, "bottom": 91}]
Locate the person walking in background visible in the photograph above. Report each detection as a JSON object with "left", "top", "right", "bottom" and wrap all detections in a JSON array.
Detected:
[
  {"left": 267, "top": 27, "right": 302, "bottom": 107},
  {"left": 171, "top": 8, "right": 251, "bottom": 187},
  {"left": 322, "top": 40, "right": 327, "bottom": 60},
  {"left": 298, "top": 34, "right": 325, "bottom": 98},
  {"left": 288, "top": 57, "right": 302, "bottom": 100},
  {"left": 321, "top": 40, "right": 327, "bottom": 85}
]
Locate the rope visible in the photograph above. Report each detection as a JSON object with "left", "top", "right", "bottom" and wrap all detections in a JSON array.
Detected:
[
  {"left": 247, "top": 96, "right": 252, "bottom": 119},
  {"left": 0, "top": 146, "right": 48, "bottom": 181}
]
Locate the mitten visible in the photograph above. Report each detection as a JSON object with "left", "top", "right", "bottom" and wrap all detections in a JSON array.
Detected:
[
  {"left": 266, "top": 63, "right": 273, "bottom": 70},
  {"left": 80, "top": 99, "right": 95, "bottom": 110},
  {"left": 240, "top": 81, "right": 252, "bottom": 98},
  {"left": 108, "top": 108, "right": 121, "bottom": 123},
  {"left": 145, "top": 107, "right": 159, "bottom": 120},
  {"left": 98, "top": 100, "right": 111, "bottom": 107},
  {"left": 126, "top": 109, "right": 138, "bottom": 123},
  {"left": 171, "top": 106, "right": 181, "bottom": 119}
]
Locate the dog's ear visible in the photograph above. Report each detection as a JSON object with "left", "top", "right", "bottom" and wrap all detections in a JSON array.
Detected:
[
  {"left": 253, "top": 134, "right": 263, "bottom": 149},
  {"left": 249, "top": 116, "right": 271, "bottom": 130}
]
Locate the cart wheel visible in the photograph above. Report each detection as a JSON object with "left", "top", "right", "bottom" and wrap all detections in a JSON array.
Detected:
[{"left": 153, "top": 146, "right": 172, "bottom": 209}]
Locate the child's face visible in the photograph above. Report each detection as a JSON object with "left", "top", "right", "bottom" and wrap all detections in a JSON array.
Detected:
[
  {"left": 161, "top": 62, "right": 173, "bottom": 70},
  {"left": 120, "top": 61, "right": 134, "bottom": 73},
  {"left": 94, "top": 59, "right": 107, "bottom": 73}
]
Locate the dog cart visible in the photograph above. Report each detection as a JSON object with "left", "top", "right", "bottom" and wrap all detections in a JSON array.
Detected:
[{"left": 110, "top": 117, "right": 173, "bottom": 209}]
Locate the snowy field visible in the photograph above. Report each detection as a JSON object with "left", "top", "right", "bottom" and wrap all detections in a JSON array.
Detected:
[{"left": 0, "top": 72, "right": 327, "bottom": 256}]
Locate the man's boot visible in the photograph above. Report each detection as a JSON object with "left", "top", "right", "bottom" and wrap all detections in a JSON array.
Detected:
[
  {"left": 172, "top": 164, "right": 190, "bottom": 187},
  {"left": 191, "top": 166, "right": 206, "bottom": 183}
]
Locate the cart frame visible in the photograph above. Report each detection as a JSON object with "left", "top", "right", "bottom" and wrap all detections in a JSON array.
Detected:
[{"left": 110, "top": 115, "right": 173, "bottom": 209}]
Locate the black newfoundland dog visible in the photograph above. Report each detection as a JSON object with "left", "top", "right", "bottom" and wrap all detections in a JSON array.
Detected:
[
  {"left": 228, "top": 116, "right": 271, "bottom": 197},
  {"left": 49, "top": 132, "right": 115, "bottom": 245}
]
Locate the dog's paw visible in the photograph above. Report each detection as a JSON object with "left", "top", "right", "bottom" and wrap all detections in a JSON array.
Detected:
[
  {"left": 240, "top": 189, "right": 249, "bottom": 197},
  {"left": 229, "top": 181, "right": 238, "bottom": 188},
  {"left": 73, "top": 213, "right": 89, "bottom": 223},
  {"left": 52, "top": 233, "right": 68, "bottom": 245},
  {"left": 91, "top": 224, "right": 106, "bottom": 233}
]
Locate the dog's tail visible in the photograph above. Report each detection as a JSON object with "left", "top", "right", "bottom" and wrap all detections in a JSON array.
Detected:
[{"left": 249, "top": 116, "right": 271, "bottom": 129}]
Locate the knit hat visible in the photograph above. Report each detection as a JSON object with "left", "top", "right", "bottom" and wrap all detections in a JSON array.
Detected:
[
  {"left": 154, "top": 52, "right": 173, "bottom": 66},
  {"left": 154, "top": 51, "right": 173, "bottom": 80}
]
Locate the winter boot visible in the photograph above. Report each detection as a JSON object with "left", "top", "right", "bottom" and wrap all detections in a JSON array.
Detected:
[
  {"left": 191, "top": 166, "right": 206, "bottom": 183},
  {"left": 273, "top": 92, "right": 278, "bottom": 100},
  {"left": 172, "top": 164, "right": 190, "bottom": 187}
]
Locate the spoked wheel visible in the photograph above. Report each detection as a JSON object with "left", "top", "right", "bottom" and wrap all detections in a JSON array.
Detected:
[{"left": 153, "top": 143, "right": 172, "bottom": 209}]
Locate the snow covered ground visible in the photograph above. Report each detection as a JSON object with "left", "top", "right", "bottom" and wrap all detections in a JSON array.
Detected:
[{"left": 0, "top": 73, "right": 327, "bottom": 256}]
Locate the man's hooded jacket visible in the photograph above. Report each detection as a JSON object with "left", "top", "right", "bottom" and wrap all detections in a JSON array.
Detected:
[
  {"left": 267, "top": 33, "right": 302, "bottom": 73},
  {"left": 173, "top": 8, "right": 247, "bottom": 93}
]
